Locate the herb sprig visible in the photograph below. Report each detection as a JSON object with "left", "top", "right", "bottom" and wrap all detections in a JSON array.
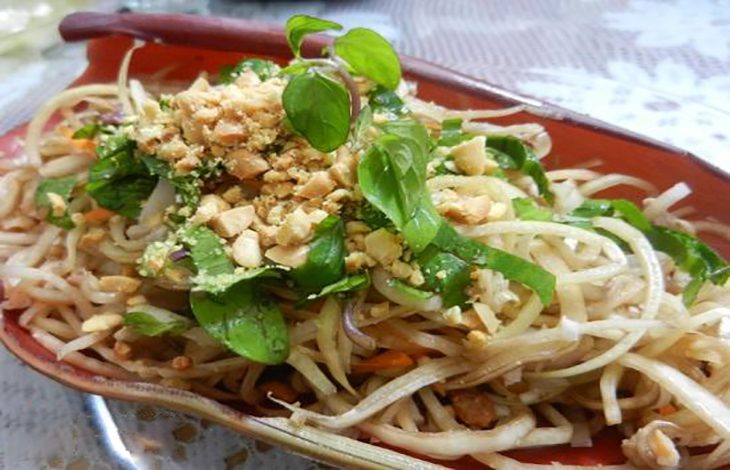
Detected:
[{"left": 281, "top": 15, "right": 402, "bottom": 152}]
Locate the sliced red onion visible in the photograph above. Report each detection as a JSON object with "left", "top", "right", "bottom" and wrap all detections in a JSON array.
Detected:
[
  {"left": 169, "top": 248, "right": 189, "bottom": 262},
  {"left": 342, "top": 296, "right": 376, "bottom": 351},
  {"left": 100, "top": 110, "right": 124, "bottom": 125}
]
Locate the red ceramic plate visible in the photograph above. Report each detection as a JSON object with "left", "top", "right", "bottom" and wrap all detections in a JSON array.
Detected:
[{"left": 1, "top": 12, "right": 729, "bottom": 469}]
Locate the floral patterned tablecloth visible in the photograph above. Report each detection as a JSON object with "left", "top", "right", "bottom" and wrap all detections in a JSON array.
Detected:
[{"left": 1, "top": 1, "right": 729, "bottom": 469}]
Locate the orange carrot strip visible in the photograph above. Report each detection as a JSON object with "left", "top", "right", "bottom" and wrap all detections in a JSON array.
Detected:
[
  {"left": 84, "top": 208, "right": 115, "bottom": 223},
  {"left": 352, "top": 350, "right": 414, "bottom": 373},
  {"left": 657, "top": 404, "right": 676, "bottom": 416},
  {"left": 72, "top": 138, "right": 97, "bottom": 153}
]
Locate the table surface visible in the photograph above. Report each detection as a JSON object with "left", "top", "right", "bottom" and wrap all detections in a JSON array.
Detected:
[{"left": 1, "top": 1, "right": 729, "bottom": 469}]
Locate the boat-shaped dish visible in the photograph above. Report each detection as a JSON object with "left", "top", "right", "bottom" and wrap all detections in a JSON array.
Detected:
[{"left": 1, "top": 12, "right": 729, "bottom": 469}]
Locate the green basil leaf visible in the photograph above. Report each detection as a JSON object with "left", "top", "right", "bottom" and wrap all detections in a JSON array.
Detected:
[
  {"left": 570, "top": 199, "right": 614, "bottom": 218},
  {"left": 72, "top": 123, "right": 100, "bottom": 139},
  {"left": 353, "top": 104, "right": 373, "bottom": 143},
  {"left": 219, "top": 58, "right": 281, "bottom": 84},
  {"left": 418, "top": 246, "right": 471, "bottom": 308},
  {"left": 513, "top": 198, "right": 553, "bottom": 221},
  {"left": 285, "top": 15, "right": 342, "bottom": 57},
  {"left": 283, "top": 72, "right": 350, "bottom": 152},
  {"left": 34, "top": 176, "right": 77, "bottom": 229},
  {"left": 305, "top": 273, "right": 370, "bottom": 302},
  {"left": 357, "top": 120, "right": 442, "bottom": 252},
  {"left": 438, "top": 118, "right": 472, "bottom": 147},
  {"left": 368, "top": 85, "right": 405, "bottom": 115},
  {"left": 610, "top": 199, "right": 652, "bottom": 232},
  {"left": 432, "top": 224, "right": 556, "bottom": 305},
  {"left": 278, "top": 61, "right": 316, "bottom": 76},
  {"left": 570, "top": 198, "right": 729, "bottom": 305},
  {"left": 486, "top": 135, "right": 554, "bottom": 204},
  {"left": 290, "top": 215, "right": 346, "bottom": 290},
  {"left": 181, "top": 225, "right": 234, "bottom": 278},
  {"left": 85, "top": 136, "right": 157, "bottom": 219},
  {"left": 357, "top": 201, "right": 393, "bottom": 230},
  {"left": 334, "top": 28, "right": 401, "bottom": 90},
  {"left": 124, "top": 312, "right": 188, "bottom": 336},
  {"left": 388, "top": 277, "right": 435, "bottom": 300},
  {"left": 190, "top": 280, "right": 289, "bottom": 364}
]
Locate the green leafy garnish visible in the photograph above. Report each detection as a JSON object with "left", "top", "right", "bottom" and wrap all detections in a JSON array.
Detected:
[
  {"left": 181, "top": 225, "right": 234, "bottom": 278},
  {"left": 388, "top": 277, "right": 435, "bottom": 300},
  {"left": 305, "top": 273, "right": 370, "bottom": 302},
  {"left": 431, "top": 224, "right": 556, "bottom": 305},
  {"left": 570, "top": 199, "right": 729, "bottom": 304},
  {"left": 219, "top": 58, "right": 281, "bottom": 84},
  {"left": 142, "top": 156, "right": 201, "bottom": 207},
  {"left": 72, "top": 123, "right": 100, "bottom": 139},
  {"left": 190, "top": 280, "right": 289, "bottom": 364},
  {"left": 357, "top": 120, "right": 442, "bottom": 252},
  {"left": 290, "top": 215, "right": 347, "bottom": 290},
  {"left": 282, "top": 71, "right": 351, "bottom": 152},
  {"left": 487, "top": 135, "right": 554, "bottom": 204},
  {"left": 124, "top": 312, "right": 188, "bottom": 336},
  {"left": 438, "top": 118, "right": 471, "bottom": 147},
  {"left": 368, "top": 85, "right": 405, "bottom": 115},
  {"left": 418, "top": 247, "right": 472, "bottom": 307},
  {"left": 513, "top": 198, "right": 553, "bottom": 221},
  {"left": 285, "top": 15, "right": 342, "bottom": 57},
  {"left": 85, "top": 135, "right": 157, "bottom": 219},
  {"left": 334, "top": 28, "right": 401, "bottom": 90},
  {"left": 281, "top": 16, "right": 403, "bottom": 151},
  {"left": 179, "top": 225, "right": 276, "bottom": 293},
  {"left": 353, "top": 104, "right": 373, "bottom": 143},
  {"left": 158, "top": 96, "right": 171, "bottom": 110},
  {"left": 357, "top": 201, "right": 393, "bottom": 230},
  {"left": 34, "top": 176, "right": 77, "bottom": 229}
]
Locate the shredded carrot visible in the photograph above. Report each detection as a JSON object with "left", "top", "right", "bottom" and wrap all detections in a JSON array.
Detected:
[
  {"left": 72, "top": 138, "right": 97, "bottom": 154},
  {"left": 258, "top": 380, "right": 298, "bottom": 403},
  {"left": 84, "top": 208, "right": 114, "bottom": 223},
  {"left": 352, "top": 350, "right": 414, "bottom": 373},
  {"left": 657, "top": 404, "right": 677, "bottom": 416}
]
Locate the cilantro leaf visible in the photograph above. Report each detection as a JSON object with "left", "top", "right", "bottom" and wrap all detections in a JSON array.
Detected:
[
  {"left": 285, "top": 15, "right": 342, "bottom": 57},
  {"left": 334, "top": 28, "right": 402, "bottom": 90},
  {"left": 190, "top": 280, "right": 289, "bottom": 364},
  {"left": 34, "top": 176, "right": 77, "bottom": 229},
  {"left": 282, "top": 71, "right": 350, "bottom": 152}
]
